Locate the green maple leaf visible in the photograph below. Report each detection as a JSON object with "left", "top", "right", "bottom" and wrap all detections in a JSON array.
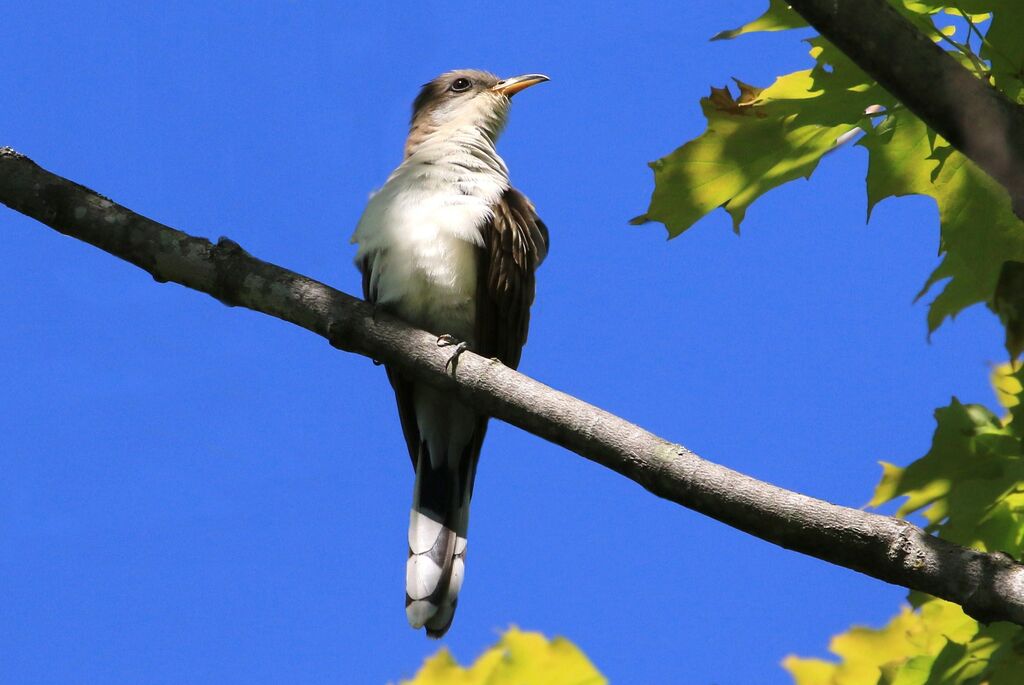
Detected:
[
  {"left": 703, "top": 7, "right": 1024, "bottom": 684},
  {"left": 868, "top": 394, "right": 1024, "bottom": 556},
  {"left": 711, "top": 0, "right": 806, "bottom": 41},
  {"left": 982, "top": 4, "right": 1024, "bottom": 104},
  {"left": 789, "top": 363, "right": 1024, "bottom": 685},
  {"left": 632, "top": 38, "right": 891, "bottom": 235},
  {"left": 861, "top": 109, "right": 1024, "bottom": 333},
  {"left": 642, "top": 2, "right": 1024, "bottom": 336}
]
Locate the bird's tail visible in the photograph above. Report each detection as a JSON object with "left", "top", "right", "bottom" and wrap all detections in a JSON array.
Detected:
[{"left": 405, "top": 443, "right": 477, "bottom": 638}]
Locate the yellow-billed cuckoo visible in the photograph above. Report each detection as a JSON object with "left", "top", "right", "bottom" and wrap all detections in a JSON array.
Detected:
[{"left": 351, "top": 70, "right": 549, "bottom": 637}]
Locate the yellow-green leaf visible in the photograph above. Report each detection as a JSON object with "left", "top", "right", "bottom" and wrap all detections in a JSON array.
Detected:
[
  {"left": 983, "top": 4, "right": 1024, "bottom": 103},
  {"left": 789, "top": 600, "right": 1024, "bottom": 685},
  {"left": 644, "top": 5, "right": 1024, "bottom": 336},
  {"left": 783, "top": 601, "right": 976, "bottom": 685},
  {"left": 861, "top": 110, "right": 1024, "bottom": 332},
  {"left": 711, "top": 0, "right": 806, "bottom": 41},
  {"left": 400, "top": 628, "right": 606, "bottom": 685},
  {"left": 868, "top": 394, "right": 1024, "bottom": 555},
  {"left": 868, "top": 461, "right": 909, "bottom": 509},
  {"left": 633, "top": 40, "right": 890, "bottom": 235},
  {"left": 991, "top": 362, "right": 1022, "bottom": 417}
]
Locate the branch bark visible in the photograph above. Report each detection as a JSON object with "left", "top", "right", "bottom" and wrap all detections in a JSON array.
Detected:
[
  {"left": 3, "top": 146, "right": 1024, "bottom": 626},
  {"left": 786, "top": 0, "right": 1024, "bottom": 220}
]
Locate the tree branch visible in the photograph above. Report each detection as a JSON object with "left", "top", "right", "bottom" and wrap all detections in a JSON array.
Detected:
[
  {"left": 3, "top": 146, "right": 1024, "bottom": 626},
  {"left": 786, "top": 0, "right": 1024, "bottom": 220}
]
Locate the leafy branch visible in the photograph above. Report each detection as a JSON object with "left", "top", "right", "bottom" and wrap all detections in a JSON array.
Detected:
[
  {"left": 786, "top": 364, "right": 1024, "bottom": 683},
  {"left": 661, "top": 2, "right": 1024, "bottom": 682},
  {"left": 785, "top": 0, "right": 1024, "bottom": 219},
  {"left": 635, "top": 1, "right": 1024, "bottom": 339}
]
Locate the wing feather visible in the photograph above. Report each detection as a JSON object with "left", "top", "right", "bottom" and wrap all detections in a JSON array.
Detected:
[{"left": 475, "top": 187, "right": 548, "bottom": 369}]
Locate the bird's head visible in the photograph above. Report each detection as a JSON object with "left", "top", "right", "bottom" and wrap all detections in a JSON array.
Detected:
[{"left": 406, "top": 69, "right": 548, "bottom": 153}]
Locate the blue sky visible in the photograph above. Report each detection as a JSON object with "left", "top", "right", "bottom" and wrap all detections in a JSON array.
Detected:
[{"left": 1, "top": 2, "right": 1006, "bottom": 683}]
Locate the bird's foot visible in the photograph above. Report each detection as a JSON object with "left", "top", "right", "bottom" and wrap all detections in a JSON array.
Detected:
[{"left": 436, "top": 334, "right": 469, "bottom": 374}]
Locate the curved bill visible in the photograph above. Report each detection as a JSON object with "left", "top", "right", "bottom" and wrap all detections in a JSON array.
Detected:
[{"left": 491, "top": 73, "right": 550, "bottom": 97}]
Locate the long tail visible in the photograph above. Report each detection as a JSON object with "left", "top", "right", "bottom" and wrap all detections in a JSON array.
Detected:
[{"left": 405, "top": 439, "right": 478, "bottom": 637}]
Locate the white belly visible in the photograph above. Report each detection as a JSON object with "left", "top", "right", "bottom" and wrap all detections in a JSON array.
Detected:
[
  {"left": 353, "top": 175, "right": 493, "bottom": 343},
  {"left": 374, "top": 230, "right": 479, "bottom": 341},
  {"left": 352, "top": 135, "right": 512, "bottom": 343}
]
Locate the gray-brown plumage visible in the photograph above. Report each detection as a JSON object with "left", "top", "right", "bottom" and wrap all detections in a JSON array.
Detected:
[{"left": 351, "top": 69, "right": 548, "bottom": 637}]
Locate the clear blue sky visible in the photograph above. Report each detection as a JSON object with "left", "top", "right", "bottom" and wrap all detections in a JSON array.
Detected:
[{"left": 1, "top": 2, "right": 1005, "bottom": 683}]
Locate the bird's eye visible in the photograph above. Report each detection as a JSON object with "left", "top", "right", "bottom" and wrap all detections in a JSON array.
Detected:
[{"left": 450, "top": 77, "right": 472, "bottom": 92}]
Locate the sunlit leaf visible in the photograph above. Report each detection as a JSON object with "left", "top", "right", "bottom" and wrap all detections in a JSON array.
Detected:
[
  {"left": 783, "top": 601, "right": 975, "bottom": 685},
  {"left": 991, "top": 362, "right": 1022, "bottom": 417},
  {"left": 885, "top": 623, "right": 1015, "bottom": 685},
  {"left": 400, "top": 628, "right": 606, "bottom": 685},
  {"left": 867, "top": 394, "right": 1024, "bottom": 555},
  {"left": 844, "top": 367, "right": 1024, "bottom": 683},
  {"left": 633, "top": 40, "right": 891, "bottom": 235},
  {"left": 861, "top": 110, "right": 1024, "bottom": 332},
  {"left": 701, "top": 6, "right": 1024, "bottom": 684},
  {"left": 785, "top": 597, "right": 1024, "bottom": 685},
  {"left": 982, "top": 4, "right": 1024, "bottom": 104},
  {"left": 897, "top": 1, "right": 950, "bottom": 13},
  {"left": 645, "top": 4, "right": 1024, "bottom": 336},
  {"left": 711, "top": 0, "right": 806, "bottom": 41}
]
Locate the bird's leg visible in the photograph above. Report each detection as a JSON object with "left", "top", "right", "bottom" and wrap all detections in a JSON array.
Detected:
[{"left": 436, "top": 334, "right": 469, "bottom": 374}]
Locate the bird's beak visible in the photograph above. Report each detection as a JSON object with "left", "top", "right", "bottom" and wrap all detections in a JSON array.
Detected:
[{"left": 491, "top": 73, "right": 550, "bottom": 97}]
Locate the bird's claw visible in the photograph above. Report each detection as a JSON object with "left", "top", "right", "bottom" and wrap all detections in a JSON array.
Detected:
[
  {"left": 436, "top": 334, "right": 468, "bottom": 374},
  {"left": 445, "top": 342, "right": 468, "bottom": 373}
]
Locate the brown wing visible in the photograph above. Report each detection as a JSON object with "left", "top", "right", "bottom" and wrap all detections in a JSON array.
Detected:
[
  {"left": 474, "top": 187, "right": 549, "bottom": 370},
  {"left": 359, "top": 252, "right": 421, "bottom": 466}
]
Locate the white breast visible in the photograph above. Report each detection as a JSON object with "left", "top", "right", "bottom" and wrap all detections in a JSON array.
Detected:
[{"left": 352, "top": 140, "right": 509, "bottom": 341}]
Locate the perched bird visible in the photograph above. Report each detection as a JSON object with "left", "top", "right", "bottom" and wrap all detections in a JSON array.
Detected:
[{"left": 351, "top": 70, "right": 549, "bottom": 637}]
